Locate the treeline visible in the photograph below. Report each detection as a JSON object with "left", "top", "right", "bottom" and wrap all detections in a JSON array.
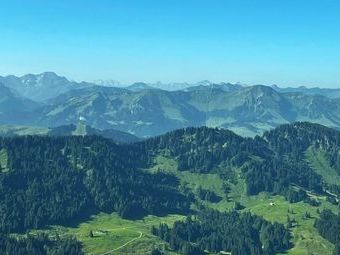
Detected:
[
  {"left": 152, "top": 209, "right": 291, "bottom": 255},
  {"left": 196, "top": 186, "right": 222, "bottom": 203},
  {"left": 135, "top": 124, "right": 329, "bottom": 199},
  {"left": 314, "top": 210, "right": 340, "bottom": 254},
  {"left": 244, "top": 159, "right": 323, "bottom": 195},
  {"left": 284, "top": 188, "right": 308, "bottom": 203},
  {"left": 0, "top": 233, "right": 83, "bottom": 255},
  {"left": 264, "top": 122, "right": 340, "bottom": 173},
  {"left": 240, "top": 122, "right": 331, "bottom": 196},
  {"left": 263, "top": 122, "right": 340, "bottom": 198},
  {"left": 134, "top": 126, "right": 272, "bottom": 173},
  {"left": 0, "top": 135, "right": 190, "bottom": 233}
]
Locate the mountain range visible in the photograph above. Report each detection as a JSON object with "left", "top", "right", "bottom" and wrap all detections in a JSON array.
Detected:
[
  {"left": 272, "top": 84, "right": 340, "bottom": 99},
  {"left": 0, "top": 72, "right": 339, "bottom": 137},
  {"left": 0, "top": 72, "right": 92, "bottom": 101}
]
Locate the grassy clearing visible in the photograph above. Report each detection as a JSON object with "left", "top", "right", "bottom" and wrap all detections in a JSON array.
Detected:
[
  {"left": 73, "top": 122, "right": 87, "bottom": 136},
  {"left": 242, "top": 194, "right": 336, "bottom": 255},
  {"left": 149, "top": 155, "right": 224, "bottom": 195},
  {"left": 45, "top": 213, "right": 184, "bottom": 255},
  {"left": 213, "top": 190, "right": 336, "bottom": 255}
]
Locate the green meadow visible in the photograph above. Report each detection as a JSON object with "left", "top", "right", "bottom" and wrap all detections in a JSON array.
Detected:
[{"left": 147, "top": 155, "right": 337, "bottom": 255}]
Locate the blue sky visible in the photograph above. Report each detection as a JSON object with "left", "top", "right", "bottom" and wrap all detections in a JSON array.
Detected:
[{"left": 0, "top": 0, "right": 339, "bottom": 87}]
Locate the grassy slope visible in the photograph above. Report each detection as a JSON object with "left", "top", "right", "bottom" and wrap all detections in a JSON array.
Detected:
[
  {"left": 305, "top": 147, "right": 340, "bottom": 186},
  {"left": 149, "top": 155, "right": 336, "bottom": 255},
  {"left": 27, "top": 213, "right": 183, "bottom": 255},
  {"left": 65, "top": 213, "right": 184, "bottom": 255}
]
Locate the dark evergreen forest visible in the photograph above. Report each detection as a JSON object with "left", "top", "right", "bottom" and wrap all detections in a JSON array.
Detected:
[
  {"left": 152, "top": 209, "right": 291, "bottom": 255},
  {"left": 314, "top": 210, "right": 340, "bottom": 255},
  {"left": 0, "top": 233, "right": 83, "bottom": 255},
  {"left": 0, "top": 136, "right": 190, "bottom": 233}
]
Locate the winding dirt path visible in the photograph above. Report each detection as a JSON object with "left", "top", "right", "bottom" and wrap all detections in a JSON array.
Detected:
[{"left": 99, "top": 231, "right": 143, "bottom": 255}]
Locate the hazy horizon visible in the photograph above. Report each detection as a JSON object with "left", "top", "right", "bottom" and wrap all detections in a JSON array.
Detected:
[
  {"left": 1, "top": 1, "right": 340, "bottom": 88},
  {"left": 1, "top": 70, "right": 340, "bottom": 89}
]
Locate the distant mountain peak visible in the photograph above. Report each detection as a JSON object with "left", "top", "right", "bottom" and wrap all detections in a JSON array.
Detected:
[
  {"left": 22, "top": 71, "right": 60, "bottom": 79},
  {"left": 196, "top": 80, "right": 213, "bottom": 86},
  {"left": 247, "top": 84, "right": 279, "bottom": 95},
  {"left": 126, "top": 82, "right": 156, "bottom": 91},
  {"left": 39, "top": 71, "right": 59, "bottom": 77},
  {"left": 19, "top": 72, "right": 69, "bottom": 88},
  {"left": 0, "top": 72, "right": 94, "bottom": 101}
]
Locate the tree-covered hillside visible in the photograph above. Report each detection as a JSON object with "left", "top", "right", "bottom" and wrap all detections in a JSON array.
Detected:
[
  {"left": 0, "top": 135, "right": 189, "bottom": 233},
  {"left": 0, "top": 122, "right": 338, "bottom": 254},
  {"left": 0, "top": 234, "right": 83, "bottom": 255},
  {"left": 153, "top": 209, "right": 291, "bottom": 255},
  {"left": 134, "top": 126, "right": 272, "bottom": 172},
  {"left": 134, "top": 122, "right": 339, "bottom": 198}
]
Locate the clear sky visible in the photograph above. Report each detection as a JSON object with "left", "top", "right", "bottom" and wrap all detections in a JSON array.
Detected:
[{"left": 0, "top": 0, "right": 339, "bottom": 88}]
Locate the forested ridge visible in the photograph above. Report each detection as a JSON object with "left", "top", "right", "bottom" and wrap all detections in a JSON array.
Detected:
[
  {"left": 134, "top": 126, "right": 272, "bottom": 172},
  {"left": 135, "top": 122, "right": 339, "bottom": 197},
  {"left": 263, "top": 122, "right": 340, "bottom": 172},
  {"left": 264, "top": 122, "right": 340, "bottom": 197},
  {"left": 0, "top": 122, "right": 339, "bottom": 254},
  {"left": 0, "top": 135, "right": 189, "bottom": 233}
]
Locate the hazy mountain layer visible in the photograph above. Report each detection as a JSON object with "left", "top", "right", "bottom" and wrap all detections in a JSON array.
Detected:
[
  {"left": 272, "top": 85, "right": 340, "bottom": 99},
  {"left": 36, "top": 84, "right": 340, "bottom": 137},
  {"left": 0, "top": 72, "right": 339, "bottom": 137},
  {"left": 0, "top": 83, "right": 40, "bottom": 124}
]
